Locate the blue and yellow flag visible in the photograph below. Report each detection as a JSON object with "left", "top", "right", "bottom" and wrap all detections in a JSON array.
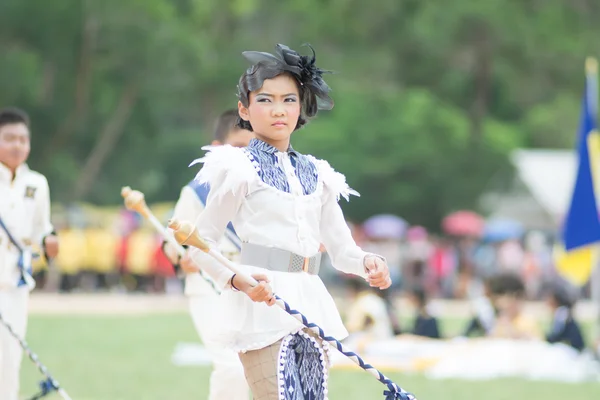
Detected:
[{"left": 562, "top": 58, "right": 600, "bottom": 251}]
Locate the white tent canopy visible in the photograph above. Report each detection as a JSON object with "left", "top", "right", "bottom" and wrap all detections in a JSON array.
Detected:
[
  {"left": 511, "top": 149, "right": 577, "bottom": 218},
  {"left": 481, "top": 149, "right": 581, "bottom": 230}
]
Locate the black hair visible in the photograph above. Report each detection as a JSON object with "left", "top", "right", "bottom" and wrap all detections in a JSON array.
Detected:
[
  {"left": 235, "top": 44, "right": 333, "bottom": 132},
  {"left": 0, "top": 107, "right": 30, "bottom": 130},
  {"left": 347, "top": 277, "right": 369, "bottom": 293},
  {"left": 213, "top": 109, "right": 241, "bottom": 142},
  {"left": 490, "top": 272, "right": 525, "bottom": 297},
  {"left": 410, "top": 286, "right": 428, "bottom": 308},
  {"left": 548, "top": 283, "right": 576, "bottom": 309}
]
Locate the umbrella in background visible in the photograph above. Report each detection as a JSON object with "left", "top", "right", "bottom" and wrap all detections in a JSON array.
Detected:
[
  {"left": 442, "top": 211, "right": 484, "bottom": 237},
  {"left": 363, "top": 214, "right": 408, "bottom": 240},
  {"left": 483, "top": 219, "right": 525, "bottom": 242},
  {"left": 407, "top": 225, "right": 428, "bottom": 241}
]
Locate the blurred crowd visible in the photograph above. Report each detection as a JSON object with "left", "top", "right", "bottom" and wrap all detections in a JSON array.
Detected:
[
  {"left": 341, "top": 269, "right": 600, "bottom": 360},
  {"left": 334, "top": 213, "right": 600, "bottom": 358},
  {"left": 32, "top": 207, "right": 582, "bottom": 302},
  {"left": 332, "top": 212, "right": 580, "bottom": 302},
  {"left": 30, "top": 206, "right": 600, "bottom": 355}
]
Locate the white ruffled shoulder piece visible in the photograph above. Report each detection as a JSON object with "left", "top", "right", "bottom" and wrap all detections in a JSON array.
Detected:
[
  {"left": 189, "top": 145, "right": 255, "bottom": 199},
  {"left": 308, "top": 156, "right": 359, "bottom": 202}
]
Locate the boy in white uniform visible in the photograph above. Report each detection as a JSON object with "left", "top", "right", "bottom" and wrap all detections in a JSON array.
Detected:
[
  {"left": 0, "top": 107, "right": 59, "bottom": 400},
  {"left": 164, "top": 109, "right": 253, "bottom": 400}
]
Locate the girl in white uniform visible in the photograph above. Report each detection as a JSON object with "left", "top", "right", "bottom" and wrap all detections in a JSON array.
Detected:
[{"left": 189, "top": 44, "right": 392, "bottom": 400}]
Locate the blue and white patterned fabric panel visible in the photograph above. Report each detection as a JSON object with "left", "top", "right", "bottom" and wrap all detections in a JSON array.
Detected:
[
  {"left": 244, "top": 139, "right": 318, "bottom": 195},
  {"left": 278, "top": 333, "right": 327, "bottom": 400}
]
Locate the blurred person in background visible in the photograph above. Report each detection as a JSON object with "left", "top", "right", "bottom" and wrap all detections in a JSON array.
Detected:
[
  {"left": 407, "top": 285, "right": 441, "bottom": 339},
  {"left": 490, "top": 273, "right": 541, "bottom": 340},
  {"left": 522, "top": 231, "right": 552, "bottom": 299},
  {"left": 454, "top": 236, "right": 478, "bottom": 299},
  {"left": 115, "top": 210, "right": 136, "bottom": 291},
  {"left": 123, "top": 226, "right": 155, "bottom": 292},
  {"left": 345, "top": 278, "right": 394, "bottom": 340},
  {"left": 545, "top": 283, "right": 585, "bottom": 352},
  {"left": 0, "top": 107, "right": 59, "bottom": 400},
  {"left": 163, "top": 109, "right": 253, "bottom": 400},
  {"left": 55, "top": 221, "right": 86, "bottom": 292},
  {"left": 472, "top": 240, "right": 499, "bottom": 281},
  {"left": 497, "top": 238, "right": 525, "bottom": 274},
  {"left": 152, "top": 234, "right": 176, "bottom": 292},
  {"left": 461, "top": 275, "right": 499, "bottom": 337},
  {"left": 404, "top": 226, "right": 432, "bottom": 291},
  {"left": 428, "top": 236, "right": 457, "bottom": 298},
  {"left": 85, "top": 221, "right": 119, "bottom": 291}
]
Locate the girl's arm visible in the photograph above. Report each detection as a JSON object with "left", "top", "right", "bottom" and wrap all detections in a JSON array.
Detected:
[
  {"left": 319, "top": 189, "right": 371, "bottom": 278},
  {"left": 317, "top": 159, "right": 390, "bottom": 288},
  {"left": 187, "top": 145, "right": 277, "bottom": 305},
  {"left": 188, "top": 145, "right": 251, "bottom": 289}
]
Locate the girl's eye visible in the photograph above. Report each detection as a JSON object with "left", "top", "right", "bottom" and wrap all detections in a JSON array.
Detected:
[
  {"left": 257, "top": 98, "right": 271, "bottom": 103},
  {"left": 285, "top": 98, "right": 297, "bottom": 102}
]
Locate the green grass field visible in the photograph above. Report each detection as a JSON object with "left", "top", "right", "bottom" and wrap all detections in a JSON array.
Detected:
[{"left": 20, "top": 314, "right": 599, "bottom": 400}]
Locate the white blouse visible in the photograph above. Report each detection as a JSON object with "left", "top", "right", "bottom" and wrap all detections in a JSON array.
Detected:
[{"left": 188, "top": 139, "right": 376, "bottom": 352}]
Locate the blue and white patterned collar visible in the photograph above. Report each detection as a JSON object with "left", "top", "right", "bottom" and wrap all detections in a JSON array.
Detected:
[
  {"left": 244, "top": 138, "right": 316, "bottom": 195},
  {"left": 248, "top": 138, "right": 299, "bottom": 156}
]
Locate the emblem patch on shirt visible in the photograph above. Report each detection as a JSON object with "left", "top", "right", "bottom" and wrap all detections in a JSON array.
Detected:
[{"left": 24, "top": 186, "right": 37, "bottom": 199}]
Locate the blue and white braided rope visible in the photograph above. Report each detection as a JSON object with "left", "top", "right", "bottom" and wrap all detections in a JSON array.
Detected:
[
  {"left": 273, "top": 295, "right": 416, "bottom": 400},
  {"left": 0, "top": 312, "right": 72, "bottom": 400}
]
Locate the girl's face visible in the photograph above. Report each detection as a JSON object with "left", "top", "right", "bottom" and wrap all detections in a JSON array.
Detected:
[{"left": 238, "top": 73, "right": 301, "bottom": 149}]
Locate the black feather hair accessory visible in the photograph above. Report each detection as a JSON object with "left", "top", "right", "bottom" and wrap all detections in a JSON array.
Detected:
[{"left": 239, "top": 43, "right": 334, "bottom": 114}]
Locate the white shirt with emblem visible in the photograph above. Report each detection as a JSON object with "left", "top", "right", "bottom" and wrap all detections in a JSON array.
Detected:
[{"left": 0, "top": 163, "right": 54, "bottom": 288}]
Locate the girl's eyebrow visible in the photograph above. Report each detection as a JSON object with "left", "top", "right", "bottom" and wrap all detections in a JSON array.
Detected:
[{"left": 256, "top": 93, "right": 297, "bottom": 97}]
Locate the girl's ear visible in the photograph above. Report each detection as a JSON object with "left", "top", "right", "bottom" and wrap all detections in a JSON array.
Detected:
[{"left": 238, "top": 100, "right": 250, "bottom": 121}]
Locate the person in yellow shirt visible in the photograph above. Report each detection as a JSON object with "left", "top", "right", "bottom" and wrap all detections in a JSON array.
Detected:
[
  {"left": 345, "top": 278, "right": 394, "bottom": 341},
  {"left": 85, "top": 224, "right": 118, "bottom": 290},
  {"left": 56, "top": 225, "right": 87, "bottom": 292},
  {"left": 125, "top": 227, "right": 156, "bottom": 291}
]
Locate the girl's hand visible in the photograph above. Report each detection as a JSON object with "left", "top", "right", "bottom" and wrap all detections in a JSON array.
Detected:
[
  {"left": 364, "top": 255, "right": 392, "bottom": 289},
  {"left": 232, "top": 273, "right": 276, "bottom": 306}
]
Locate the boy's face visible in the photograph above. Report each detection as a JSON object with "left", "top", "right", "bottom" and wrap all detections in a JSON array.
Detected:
[
  {"left": 0, "top": 122, "right": 30, "bottom": 171},
  {"left": 224, "top": 128, "right": 254, "bottom": 148},
  {"left": 212, "top": 128, "right": 254, "bottom": 148}
]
